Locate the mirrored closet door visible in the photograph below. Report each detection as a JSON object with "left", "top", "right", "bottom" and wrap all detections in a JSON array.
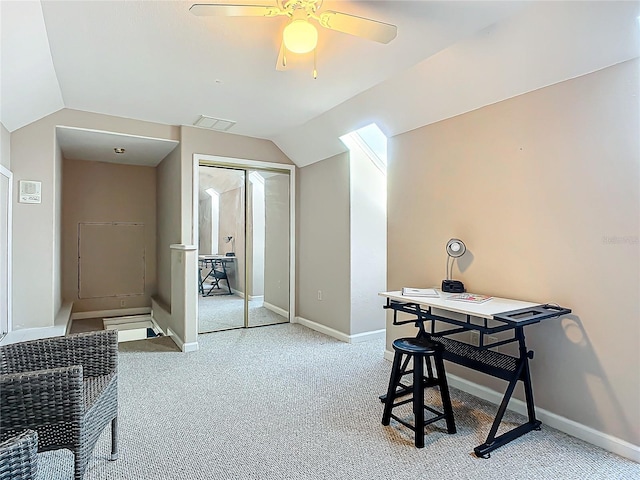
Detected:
[
  {"left": 197, "top": 164, "right": 290, "bottom": 333},
  {"left": 246, "top": 169, "right": 290, "bottom": 327}
]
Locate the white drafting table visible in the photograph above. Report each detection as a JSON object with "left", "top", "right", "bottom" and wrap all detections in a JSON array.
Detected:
[
  {"left": 379, "top": 290, "right": 571, "bottom": 458},
  {"left": 380, "top": 290, "right": 540, "bottom": 321}
]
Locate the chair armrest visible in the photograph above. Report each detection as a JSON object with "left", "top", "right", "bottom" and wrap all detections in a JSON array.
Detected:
[
  {"left": 0, "top": 330, "right": 117, "bottom": 378},
  {"left": 0, "top": 366, "right": 84, "bottom": 436}
]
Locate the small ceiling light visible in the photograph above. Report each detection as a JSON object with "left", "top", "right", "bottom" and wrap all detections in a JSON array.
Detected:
[
  {"left": 114, "top": 148, "right": 126, "bottom": 154},
  {"left": 283, "top": 10, "right": 317, "bottom": 54}
]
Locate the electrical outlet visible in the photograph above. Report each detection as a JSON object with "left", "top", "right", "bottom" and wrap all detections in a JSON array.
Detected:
[
  {"left": 120, "top": 300, "right": 125, "bottom": 307},
  {"left": 470, "top": 331, "right": 480, "bottom": 347},
  {"left": 317, "top": 290, "right": 322, "bottom": 301}
]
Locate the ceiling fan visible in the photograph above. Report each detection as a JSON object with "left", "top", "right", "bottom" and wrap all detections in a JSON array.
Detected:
[{"left": 190, "top": 0, "right": 398, "bottom": 77}]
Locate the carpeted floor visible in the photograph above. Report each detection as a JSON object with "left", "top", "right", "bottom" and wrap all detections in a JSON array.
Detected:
[
  {"left": 37, "top": 324, "right": 638, "bottom": 479},
  {"left": 198, "top": 293, "right": 287, "bottom": 332}
]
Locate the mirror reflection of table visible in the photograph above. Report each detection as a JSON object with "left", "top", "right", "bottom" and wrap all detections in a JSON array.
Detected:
[{"left": 198, "top": 255, "right": 235, "bottom": 295}]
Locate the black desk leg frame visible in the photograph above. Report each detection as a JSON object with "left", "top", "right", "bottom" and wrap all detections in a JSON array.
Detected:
[{"left": 473, "top": 326, "right": 541, "bottom": 458}]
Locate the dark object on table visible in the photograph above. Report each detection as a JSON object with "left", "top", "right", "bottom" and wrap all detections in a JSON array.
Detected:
[{"left": 441, "top": 279, "right": 465, "bottom": 293}]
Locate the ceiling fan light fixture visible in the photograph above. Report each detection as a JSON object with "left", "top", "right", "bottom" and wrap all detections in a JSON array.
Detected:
[{"left": 283, "top": 18, "right": 317, "bottom": 54}]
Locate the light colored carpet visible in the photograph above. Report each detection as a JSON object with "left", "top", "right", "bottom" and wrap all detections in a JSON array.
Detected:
[
  {"left": 198, "top": 293, "right": 287, "bottom": 333},
  {"left": 37, "top": 324, "right": 638, "bottom": 479}
]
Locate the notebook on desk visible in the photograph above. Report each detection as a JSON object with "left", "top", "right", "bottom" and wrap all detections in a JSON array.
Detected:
[{"left": 401, "top": 287, "right": 439, "bottom": 297}]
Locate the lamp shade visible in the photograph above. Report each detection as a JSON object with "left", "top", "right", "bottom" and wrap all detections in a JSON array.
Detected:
[
  {"left": 283, "top": 18, "right": 318, "bottom": 54},
  {"left": 446, "top": 238, "right": 466, "bottom": 258}
]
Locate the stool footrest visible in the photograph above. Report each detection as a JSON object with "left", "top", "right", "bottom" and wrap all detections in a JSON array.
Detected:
[
  {"left": 390, "top": 410, "right": 450, "bottom": 433},
  {"left": 381, "top": 340, "right": 457, "bottom": 447}
]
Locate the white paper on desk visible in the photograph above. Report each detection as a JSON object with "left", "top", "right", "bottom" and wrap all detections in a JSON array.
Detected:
[
  {"left": 446, "top": 292, "right": 493, "bottom": 303},
  {"left": 401, "top": 287, "right": 439, "bottom": 297}
]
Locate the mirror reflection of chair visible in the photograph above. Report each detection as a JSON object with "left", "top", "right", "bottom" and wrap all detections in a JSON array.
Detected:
[{"left": 199, "top": 256, "right": 232, "bottom": 295}]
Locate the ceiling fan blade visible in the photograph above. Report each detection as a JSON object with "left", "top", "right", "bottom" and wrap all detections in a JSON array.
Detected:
[
  {"left": 190, "top": 4, "right": 282, "bottom": 17},
  {"left": 318, "top": 10, "right": 397, "bottom": 44}
]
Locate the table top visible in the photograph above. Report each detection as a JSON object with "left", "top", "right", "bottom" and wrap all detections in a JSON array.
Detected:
[
  {"left": 199, "top": 254, "right": 235, "bottom": 261},
  {"left": 379, "top": 290, "right": 541, "bottom": 321}
]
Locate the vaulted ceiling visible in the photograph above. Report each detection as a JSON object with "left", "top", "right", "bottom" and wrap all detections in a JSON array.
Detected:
[{"left": 1, "top": 1, "right": 638, "bottom": 167}]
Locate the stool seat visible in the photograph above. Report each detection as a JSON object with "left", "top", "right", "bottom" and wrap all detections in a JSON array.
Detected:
[
  {"left": 382, "top": 335, "right": 456, "bottom": 448},
  {"left": 392, "top": 337, "right": 441, "bottom": 355}
]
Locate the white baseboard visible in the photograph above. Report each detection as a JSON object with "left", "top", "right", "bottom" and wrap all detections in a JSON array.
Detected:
[
  {"left": 263, "top": 301, "right": 289, "bottom": 319},
  {"left": 166, "top": 327, "right": 199, "bottom": 353},
  {"left": 446, "top": 373, "right": 640, "bottom": 463},
  {"left": 382, "top": 349, "right": 639, "bottom": 463},
  {"left": 71, "top": 307, "right": 151, "bottom": 321},
  {"left": 0, "top": 325, "right": 67, "bottom": 345},
  {"left": 295, "top": 316, "right": 385, "bottom": 344},
  {"left": 349, "top": 328, "right": 386, "bottom": 343}
]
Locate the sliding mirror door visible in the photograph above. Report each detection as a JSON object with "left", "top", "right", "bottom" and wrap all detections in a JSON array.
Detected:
[
  {"left": 198, "top": 166, "right": 245, "bottom": 333},
  {"left": 247, "top": 170, "right": 290, "bottom": 327},
  {"left": 197, "top": 163, "right": 292, "bottom": 333}
]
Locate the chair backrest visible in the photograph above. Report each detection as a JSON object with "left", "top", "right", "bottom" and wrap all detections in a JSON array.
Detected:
[{"left": 0, "top": 330, "right": 118, "bottom": 377}]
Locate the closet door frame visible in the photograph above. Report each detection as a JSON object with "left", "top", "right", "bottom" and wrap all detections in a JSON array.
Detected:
[
  {"left": 0, "top": 165, "right": 12, "bottom": 338},
  {"left": 193, "top": 154, "right": 296, "bottom": 329}
]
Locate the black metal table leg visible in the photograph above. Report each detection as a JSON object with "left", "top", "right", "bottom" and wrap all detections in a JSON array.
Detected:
[{"left": 473, "top": 327, "right": 541, "bottom": 458}]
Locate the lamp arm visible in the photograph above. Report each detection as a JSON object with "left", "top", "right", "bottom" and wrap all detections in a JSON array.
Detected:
[{"left": 445, "top": 255, "right": 450, "bottom": 281}]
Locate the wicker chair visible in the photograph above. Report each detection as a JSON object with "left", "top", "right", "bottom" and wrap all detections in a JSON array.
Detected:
[
  {"left": 0, "top": 429, "right": 38, "bottom": 480},
  {"left": 0, "top": 330, "right": 119, "bottom": 480}
]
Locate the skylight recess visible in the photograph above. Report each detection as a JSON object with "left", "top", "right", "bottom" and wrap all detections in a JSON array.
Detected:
[{"left": 340, "top": 123, "right": 387, "bottom": 175}]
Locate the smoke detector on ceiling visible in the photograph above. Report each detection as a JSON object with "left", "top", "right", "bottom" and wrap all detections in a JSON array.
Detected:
[{"left": 194, "top": 115, "right": 236, "bottom": 132}]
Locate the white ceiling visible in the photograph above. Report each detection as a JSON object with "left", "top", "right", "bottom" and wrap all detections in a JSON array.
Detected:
[
  {"left": 56, "top": 127, "right": 179, "bottom": 166},
  {"left": 1, "top": 1, "right": 639, "bottom": 167}
]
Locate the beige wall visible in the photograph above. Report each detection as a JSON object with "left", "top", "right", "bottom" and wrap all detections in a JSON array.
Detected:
[
  {"left": 156, "top": 146, "right": 183, "bottom": 308},
  {"left": 387, "top": 59, "right": 639, "bottom": 446},
  {"left": 11, "top": 113, "right": 61, "bottom": 328},
  {"left": 297, "top": 152, "right": 351, "bottom": 333},
  {"left": 10, "top": 108, "right": 178, "bottom": 330},
  {"left": 62, "top": 158, "right": 157, "bottom": 312}
]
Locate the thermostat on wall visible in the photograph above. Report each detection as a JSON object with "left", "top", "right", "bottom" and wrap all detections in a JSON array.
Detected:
[{"left": 19, "top": 180, "right": 42, "bottom": 204}]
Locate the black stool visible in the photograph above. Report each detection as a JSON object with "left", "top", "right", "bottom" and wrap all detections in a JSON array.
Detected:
[{"left": 382, "top": 336, "right": 456, "bottom": 447}]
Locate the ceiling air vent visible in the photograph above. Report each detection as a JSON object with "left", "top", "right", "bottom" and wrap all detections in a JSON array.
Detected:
[{"left": 193, "top": 115, "right": 236, "bottom": 132}]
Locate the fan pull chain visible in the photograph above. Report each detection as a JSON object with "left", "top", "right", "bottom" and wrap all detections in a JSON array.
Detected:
[
  {"left": 313, "top": 47, "right": 317, "bottom": 79},
  {"left": 282, "top": 41, "right": 287, "bottom": 67}
]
